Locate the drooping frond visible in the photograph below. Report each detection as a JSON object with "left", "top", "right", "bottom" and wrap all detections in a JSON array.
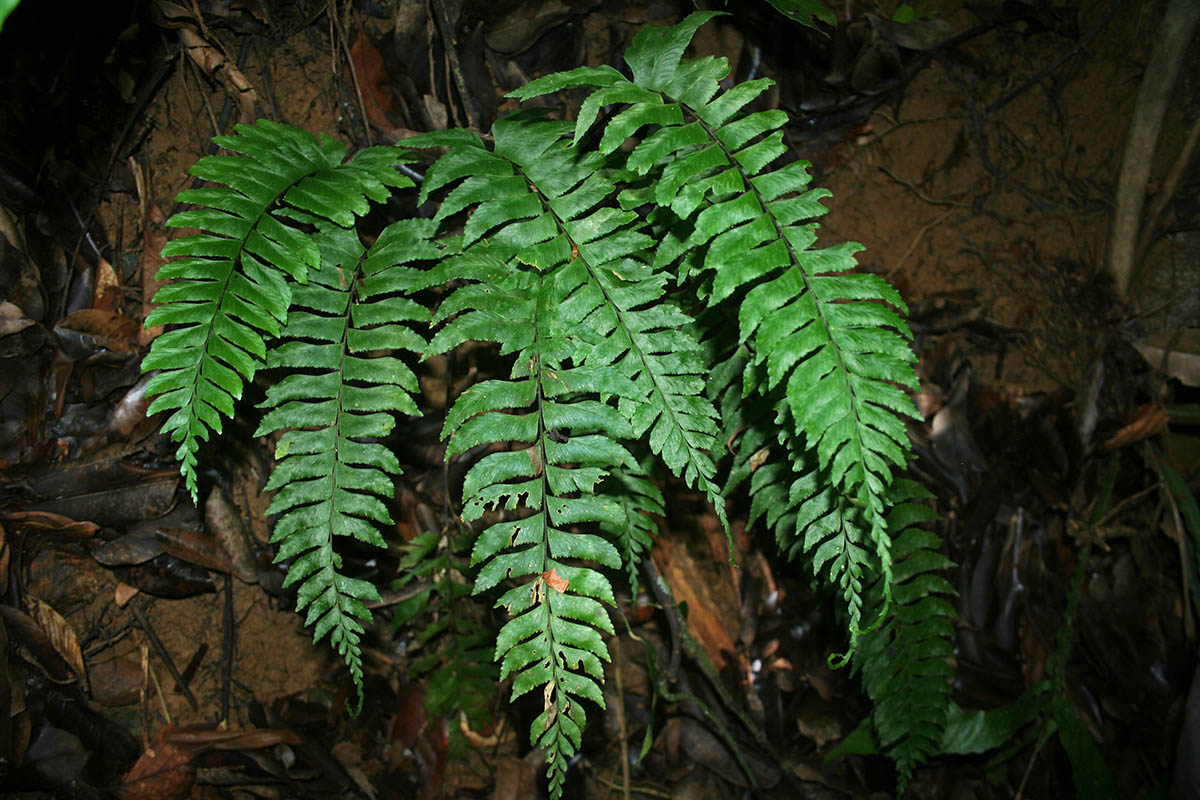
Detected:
[
  {"left": 409, "top": 123, "right": 633, "bottom": 797},
  {"left": 254, "top": 219, "right": 436, "bottom": 712},
  {"left": 142, "top": 15, "right": 945, "bottom": 794},
  {"left": 412, "top": 117, "right": 728, "bottom": 525},
  {"left": 599, "top": 459, "right": 664, "bottom": 596},
  {"left": 854, "top": 480, "right": 956, "bottom": 788},
  {"left": 392, "top": 529, "right": 498, "bottom": 753},
  {"left": 514, "top": 11, "right": 920, "bottom": 656},
  {"left": 142, "top": 120, "right": 413, "bottom": 500}
]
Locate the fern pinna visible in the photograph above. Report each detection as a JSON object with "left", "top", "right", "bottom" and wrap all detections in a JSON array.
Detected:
[{"left": 142, "top": 12, "right": 954, "bottom": 795}]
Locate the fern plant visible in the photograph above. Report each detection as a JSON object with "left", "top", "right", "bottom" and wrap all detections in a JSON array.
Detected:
[{"left": 142, "top": 12, "right": 955, "bottom": 795}]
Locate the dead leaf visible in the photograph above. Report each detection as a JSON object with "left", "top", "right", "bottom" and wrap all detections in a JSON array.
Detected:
[
  {"left": 93, "top": 257, "right": 121, "bottom": 312},
  {"left": 1104, "top": 402, "right": 1169, "bottom": 449},
  {"left": 541, "top": 569, "right": 569, "bottom": 594},
  {"left": 25, "top": 596, "right": 87, "bottom": 685},
  {"left": 0, "top": 301, "right": 35, "bottom": 336},
  {"left": 652, "top": 535, "right": 737, "bottom": 670},
  {"left": 349, "top": 29, "right": 403, "bottom": 138},
  {"left": 0, "top": 605, "right": 73, "bottom": 683},
  {"left": 54, "top": 308, "right": 139, "bottom": 361},
  {"left": 1135, "top": 329, "right": 1200, "bottom": 387},
  {"left": 93, "top": 531, "right": 165, "bottom": 567},
  {"left": 203, "top": 490, "right": 259, "bottom": 583},
  {"left": 155, "top": 527, "right": 234, "bottom": 574},
  {"left": 114, "top": 582, "right": 140, "bottom": 607},
  {"left": 115, "top": 738, "right": 195, "bottom": 800}
]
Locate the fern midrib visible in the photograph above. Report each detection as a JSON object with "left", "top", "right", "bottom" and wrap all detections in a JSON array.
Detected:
[
  {"left": 688, "top": 111, "right": 881, "bottom": 504},
  {"left": 530, "top": 287, "right": 572, "bottom": 758},
  {"left": 177, "top": 176, "right": 314, "bottom": 439},
  {"left": 321, "top": 248, "right": 364, "bottom": 628},
  {"left": 535, "top": 176, "right": 723, "bottom": 518},
  {"left": 559, "top": 221, "right": 715, "bottom": 501}
]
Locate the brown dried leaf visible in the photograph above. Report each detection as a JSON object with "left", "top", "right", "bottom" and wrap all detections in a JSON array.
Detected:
[
  {"left": 203, "top": 490, "right": 259, "bottom": 583},
  {"left": 162, "top": 725, "right": 301, "bottom": 750},
  {"left": 115, "top": 738, "right": 195, "bottom": 800},
  {"left": 93, "top": 532, "right": 164, "bottom": 567},
  {"left": 651, "top": 535, "right": 736, "bottom": 669},
  {"left": 154, "top": 527, "right": 233, "bottom": 574},
  {"left": 54, "top": 308, "right": 139, "bottom": 360},
  {"left": 1104, "top": 402, "right": 1169, "bottom": 449},
  {"left": 25, "top": 596, "right": 87, "bottom": 685},
  {"left": 93, "top": 257, "right": 121, "bottom": 312},
  {"left": 114, "top": 582, "right": 140, "bottom": 607},
  {"left": 0, "top": 301, "right": 35, "bottom": 336}
]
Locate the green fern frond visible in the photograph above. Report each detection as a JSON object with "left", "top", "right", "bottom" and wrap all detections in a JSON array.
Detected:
[
  {"left": 254, "top": 219, "right": 434, "bottom": 713},
  {"left": 143, "top": 15, "right": 945, "bottom": 794},
  {"left": 855, "top": 479, "right": 956, "bottom": 789},
  {"left": 142, "top": 119, "right": 414, "bottom": 500},
  {"left": 393, "top": 530, "right": 498, "bottom": 752},
  {"left": 412, "top": 124, "right": 633, "bottom": 796},
  {"left": 517, "top": 11, "right": 919, "bottom": 657},
  {"left": 599, "top": 460, "right": 664, "bottom": 596}
]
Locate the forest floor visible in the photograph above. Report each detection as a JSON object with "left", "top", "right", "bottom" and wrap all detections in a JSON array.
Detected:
[{"left": 1, "top": 0, "right": 1198, "bottom": 798}]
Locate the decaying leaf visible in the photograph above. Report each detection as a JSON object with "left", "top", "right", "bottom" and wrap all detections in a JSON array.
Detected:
[
  {"left": 115, "top": 738, "right": 195, "bottom": 800},
  {"left": 1135, "top": 329, "right": 1200, "bottom": 388},
  {"left": 203, "top": 490, "right": 259, "bottom": 583},
  {"left": 53, "top": 308, "right": 139, "bottom": 361},
  {"left": 24, "top": 596, "right": 87, "bottom": 685}
]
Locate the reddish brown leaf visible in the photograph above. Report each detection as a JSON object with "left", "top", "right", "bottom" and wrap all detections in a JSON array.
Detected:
[
  {"left": 54, "top": 308, "right": 140, "bottom": 360},
  {"left": 1104, "top": 402, "right": 1169, "bottom": 449},
  {"left": 652, "top": 535, "right": 736, "bottom": 670},
  {"left": 542, "top": 569, "right": 569, "bottom": 594},
  {"left": 93, "top": 256, "right": 121, "bottom": 312},
  {"left": 162, "top": 725, "right": 301, "bottom": 750},
  {"left": 349, "top": 29, "right": 403, "bottom": 137},
  {"left": 115, "top": 737, "right": 195, "bottom": 800},
  {"left": 203, "top": 490, "right": 259, "bottom": 583}
]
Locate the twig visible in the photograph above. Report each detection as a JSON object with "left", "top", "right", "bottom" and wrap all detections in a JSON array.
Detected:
[
  {"left": 222, "top": 572, "right": 235, "bottom": 725},
  {"left": 131, "top": 600, "right": 200, "bottom": 712},
  {"left": 611, "top": 636, "right": 632, "bottom": 800},
  {"left": 877, "top": 165, "right": 970, "bottom": 208},
  {"left": 328, "top": 0, "right": 372, "bottom": 146},
  {"left": 591, "top": 775, "right": 671, "bottom": 798},
  {"left": 889, "top": 207, "right": 955, "bottom": 276},
  {"left": 1014, "top": 729, "right": 1050, "bottom": 800},
  {"left": 431, "top": 0, "right": 479, "bottom": 130},
  {"left": 147, "top": 658, "right": 172, "bottom": 725}
]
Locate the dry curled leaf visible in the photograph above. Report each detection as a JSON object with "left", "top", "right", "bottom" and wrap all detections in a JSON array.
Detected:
[
  {"left": 1104, "top": 402, "right": 1169, "bottom": 449},
  {"left": 25, "top": 595, "right": 87, "bottom": 685}
]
